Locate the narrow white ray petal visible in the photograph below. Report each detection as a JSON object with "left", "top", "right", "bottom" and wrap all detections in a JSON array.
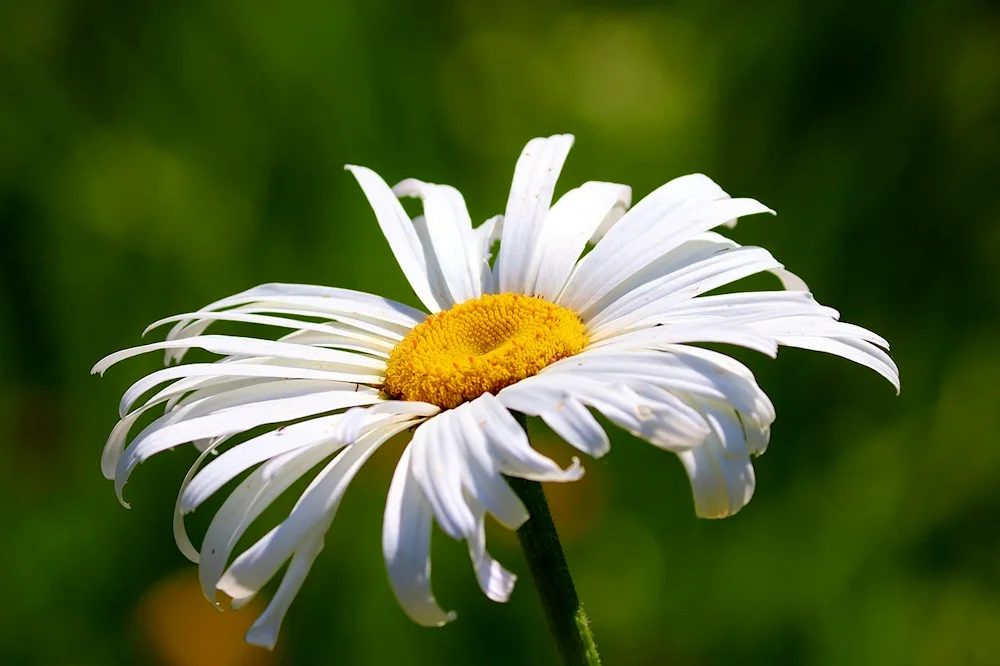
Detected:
[
  {"left": 119, "top": 363, "right": 381, "bottom": 418},
  {"left": 173, "top": 436, "right": 231, "bottom": 563},
  {"left": 115, "top": 383, "right": 381, "bottom": 502},
  {"left": 559, "top": 174, "right": 729, "bottom": 308},
  {"left": 563, "top": 192, "right": 773, "bottom": 314},
  {"left": 587, "top": 324, "right": 780, "bottom": 358},
  {"left": 497, "top": 134, "right": 575, "bottom": 294},
  {"left": 144, "top": 311, "right": 397, "bottom": 347},
  {"left": 200, "top": 305, "right": 412, "bottom": 343},
  {"left": 383, "top": 446, "right": 456, "bottom": 627},
  {"left": 245, "top": 533, "right": 324, "bottom": 650},
  {"left": 660, "top": 291, "right": 839, "bottom": 324},
  {"left": 180, "top": 413, "right": 348, "bottom": 514},
  {"left": 345, "top": 167, "right": 444, "bottom": 312},
  {"left": 532, "top": 181, "right": 632, "bottom": 302},
  {"left": 273, "top": 330, "right": 391, "bottom": 358},
  {"left": 472, "top": 215, "right": 502, "bottom": 294},
  {"left": 748, "top": 316, "right": 890, "bottom": 349},
  {"left": 677, "top": 404, "right": 756, "bottom": 519},
  {"left": 164, "top": 284, "right": 426, "bottom": 360},
  {"left": 159, "top": 308, "right": 404, "bottom": 370},
  {"left": 395, "top": 179, "right": 480, "bottom": 304},
  {"left": 409, "top": 416, "right": 476, "bottom": 541},
  {"left": 578, "top": 231, "right": 739, "bottom": 320},
  {"left": 198, "top": 441, "right": 340, "bottom": 603},
  {"left": 497, "top": 380, "right": 610, "bottom": 458},
  {"left": 217, "top": 422, "right": 408, "bottom": 603},
  {"left": 472, "top": 394, "right": 584, "bottom": 482},
  {"left": 773, "top": 335, "right": 900, "bottom": 392},
  {"left": 409, "top": 214, "right": 460, "bottom": 309},
  {"left": 465, "top": 497, "right": 517, "bottom": 603},
  {"left": 102, "top": 375, "right": 268, "bottom": 482},
  {"left": 365, "top": 400, "right": 441, "bottom": 418},
  {"left": 532, "top": 375, "right": 709, "bottom": 451},
  {"left": 587, "top": 246, "right": 783, "bottom": 336},
  {"left": 543, "top": 348, "right": 775, "bottom": 426},
  {"left": 451, "top": 405, "right": 529, "bottom": 529},
  {"left": 93, "top": 335, "right": 386, "bottom": 376}
]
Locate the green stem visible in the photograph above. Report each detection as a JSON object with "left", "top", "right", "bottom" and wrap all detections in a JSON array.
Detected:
[{"left": 507, "top": 413, "right": 601, "bottom": 666}]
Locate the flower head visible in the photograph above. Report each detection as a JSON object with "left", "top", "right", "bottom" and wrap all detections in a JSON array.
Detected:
[{"left": 94, "top": 134, "right": 898, "bottom": 648}]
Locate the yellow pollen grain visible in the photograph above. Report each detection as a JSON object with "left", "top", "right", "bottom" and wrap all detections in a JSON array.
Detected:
[{"left": 383, "top": 293, "right": 588, "bottom": 409}]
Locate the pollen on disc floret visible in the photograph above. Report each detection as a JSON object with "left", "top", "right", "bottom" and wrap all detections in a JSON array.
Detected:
[{"left": 383, "top": 293, "right": 589, "bottom": 409}]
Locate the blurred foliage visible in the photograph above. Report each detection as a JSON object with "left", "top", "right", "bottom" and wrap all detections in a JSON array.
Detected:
[{"left": 1, "top": 0, "right": 999, "bottom": 664}]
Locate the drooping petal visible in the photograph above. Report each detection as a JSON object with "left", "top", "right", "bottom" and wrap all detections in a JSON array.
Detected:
[
  {"left": 677, "top": 402, "right": 756, "bottom": 519},
  {"left": 383, "top": 445, "right": 457, "bottom": 627},
  {"left": 471, "top": 393, "right": 584, "bottom": 482},
  {"left": 198, "top": 442, "right": 341, "bottom": 603},
  {"left": 216, "top": 420, "right": 410, "bottom": 606},
  {"left": 245, "top": 534, "right": 324, "bottom": 650},
  {"left": 179, "top": 413, "right": 348, "bottom": 514},
  {"left": 497, "top": 134, "right": 575, "bottom": 294},
  {"left": 408, "top": 415, "right": 477, "bottom": 540},
  {"left": 115, "top": 381, "right": 381, "bottom": 503},
  {"left": 465, "top": 496, "right": 517, "bottom": 603}
]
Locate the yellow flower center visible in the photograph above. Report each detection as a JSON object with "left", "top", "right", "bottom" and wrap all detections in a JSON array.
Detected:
[{"left": 383, "top": 293, "right": 589, "bottom": 409}]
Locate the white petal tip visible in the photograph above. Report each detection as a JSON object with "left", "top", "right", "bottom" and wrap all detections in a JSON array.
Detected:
[{"left": 245, "top": 634, "right": 278, "bottom": 651}]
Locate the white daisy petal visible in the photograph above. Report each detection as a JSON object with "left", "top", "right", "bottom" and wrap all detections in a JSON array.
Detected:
[
  {"left": 115, "top": 382, "right": 381, "bottom": 503},
  {"left": 562, "top": 189, "right": 773, "bottom": 314},
  {"left": 472, "top": 393, "right": 584, "bottom": 482},
  {"left": 245, "top": 533, "right": 324, "bottom": 650},
  {"left": 677, "top": 402, "right": 756, "bottom": 519},
  {"left": 587, "top": 324, "right": 780, "bottom": 358},
  {"left": 544, "top": 348, "right": 775, "bottom": 428},
  {"left": 164, "top": 284, "right": 424, "bottom": 363},
  {"left": 772, "top": 335, "right": 900, "bottom": 393},
  {"left": 532, "top": 181, "right": 632, "bottom": 302},
  {"left": 579, "top": 231, "right": 739, "bottom": 321},
  {"left": 472, "top": 215, "right": 503, "bottom": 294},
  {"left": 145, "top": 310, "right": 397, "bottom": 349},
  {"left": 497, "top": 134, "right": 575, "bottom": 294},
  {"left": 198, "top": 441, "right": 339, "bottom": 603},
  {"left": 504, "top": 374, "right": 708, "bottom": 452},
  {"left": 173, "top": 436, "right": 231, "bottom": 563},
  {"left": 118, "top": 363, "right": 381, "bottom": 419},
  {"left": 451, "top": 405, "right": 529, "bottom": 529},
  {"left": 383, "top": 445, "right": 457, "bottom": 627},
  {"left": 660, "top": 291, "right": 839, "bottom": 324},
  {"left": 409, "top": 415, "right": 477, "bottom": 540},
  {"left": 587, "top": 246, "right": 783, "bottom": 336},
  {"left": 395, "top": 179, "right": 481, "bottom": 304},
  {"left": 345, "top": 166, "right": 445, "bottom": 312},
  {"left": 466, "top": 497, "right": 517, "bottom": 603},
  {"left": 92, "top": 335, "right": 386, "bottom": 376},
  {"left": 180, "top": 413, "right": 348, "bottom": 514},
  {"left": 217, "top": 421, "right": 409, "bottom": 606}
]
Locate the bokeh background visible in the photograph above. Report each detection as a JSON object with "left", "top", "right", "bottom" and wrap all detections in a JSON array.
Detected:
[{"left": 2, "top": 1, "right": 998, "bottom": 664}]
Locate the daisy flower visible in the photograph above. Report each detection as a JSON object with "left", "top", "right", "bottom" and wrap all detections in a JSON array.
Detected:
[{"left": 94, "top": 134, "right": 898, "bottom": 650}]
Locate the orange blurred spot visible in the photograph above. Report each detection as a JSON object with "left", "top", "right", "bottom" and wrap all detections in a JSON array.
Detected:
[{"left": 135, "top": 569, "right": 277, "bottom": 666}]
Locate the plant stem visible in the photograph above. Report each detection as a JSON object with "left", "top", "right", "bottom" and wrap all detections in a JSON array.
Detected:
[{"left": 507, "top": 413, "right": 601, "bottom": 666}]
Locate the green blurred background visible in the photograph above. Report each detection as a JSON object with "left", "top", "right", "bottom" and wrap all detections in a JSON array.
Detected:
[{"left": 2, "top": 1, "right": 998, "bottom": 664}]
